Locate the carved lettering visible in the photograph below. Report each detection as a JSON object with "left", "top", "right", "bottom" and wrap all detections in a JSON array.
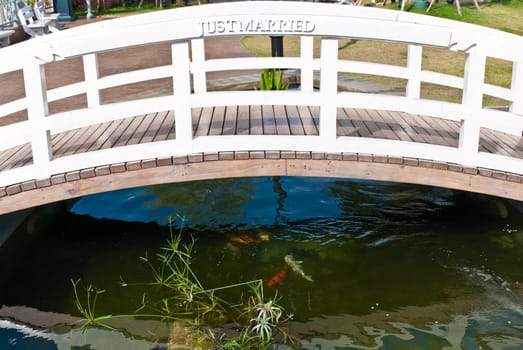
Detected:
[{"left": 199, "top": 18, "right": 316, "bottom": 36}]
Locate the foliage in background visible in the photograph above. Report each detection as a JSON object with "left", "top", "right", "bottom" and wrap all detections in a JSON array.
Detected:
[{"left": 72, "top": 216, "right": 295, "bottom": 349}]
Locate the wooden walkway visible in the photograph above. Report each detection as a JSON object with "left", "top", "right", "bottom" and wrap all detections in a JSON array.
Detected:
[{"left": 0, "top": 106, "right": 521, "bottom": 173}]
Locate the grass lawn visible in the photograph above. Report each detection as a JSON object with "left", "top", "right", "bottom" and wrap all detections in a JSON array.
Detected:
[{"left": 241, "top": 0, "right": 522, "bottom": 104}]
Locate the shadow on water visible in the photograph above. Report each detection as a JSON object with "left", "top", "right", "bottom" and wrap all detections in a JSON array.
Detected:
[{"left": 1, "top": 177, "right": 522, "bottom": 349}]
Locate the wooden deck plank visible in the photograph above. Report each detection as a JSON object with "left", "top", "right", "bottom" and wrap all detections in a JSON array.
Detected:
[
  {"left": 262, "top": 105, "right": 277, "bottom": 135},
  {"left": 386, "top": 111, "right": 426, "bottom": 144},
  {"left": 482, "top": 128, "right": 520, "bottom": 157},
  {"left": 310, "top": 106, "right": 320, "bottom": 132},
  {"left": 97, "top": 117, "right": 135, "bottom": 150},
  {"left": 414, "top": 114, "right": 456, "bottom": 147},
  {"left": 165, "top": 111, "right": 177, "bottom": 140},
  {"left": 363, "top": 109, "right": 400, "bottom": 141},
  {"left": 53, "top": 127, "right": 87, "bottom": 156},
  {"left": 6, "top": 144, "right": 32, "bottom": 170},
  {"left": 141, "top": 111, "right": 168, "bottom": 142},
  {"left": 194, "top": 108, "right": 213, "bottom": 137},
  {"left": 153, "top": 111, "right": 174, "bottom": 142},
  {"left": 223, "top": 106, "right": 238, "bottom": 135},
  {"left": 374, "top": 110, "right": 414, "bottom": 142},
  {"left": 286, "top": 105, "right": 305, "bottom": 136},
  {"left": 250, "top": 105, "right": 263, "bottom": 135},
  {"left": 337, "top": 108, "right": 357, "bottom": 137},
  {"left": 427, "top": 117, "right": 459, "bottom": 147},
  {"left": 62, "top": 124, "right": 105, "bottom": 156},
  {"left": 128, "top": 113, "right": 160, "bottom": 145},
  {"left": 87, "top": 120, "right": 125, "bottom": 151},
  {"left": 297, "top": 106, "right": 318, "bottom": 136},
  {"left": 0, "top": 144, "right": 31, "bottom": 171},
  {"left": 236, "top": 105, "right": 250, "bottom": 135},
  {"left": 192, "top": 108, "right": 203, "bottom": 136},
  {"left": 0, "top": 145, "right": 28, "bottom": 171},
  {"left": 209, "top": 106, "right": 225, "bottom": 136},
  {"left": 114, "top": 115, "right": 145, "bottom": 147},
  {"left": 349, "top": 108, "right": 372, "bottom": 138},
  {"left": 358, "top": 109, "right": 394, "bottom": 140},
  {"left": 273, "top": 105, "right": 291, "bottom": 135}
]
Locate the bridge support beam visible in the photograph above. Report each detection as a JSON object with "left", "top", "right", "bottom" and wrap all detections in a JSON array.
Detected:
[{"left": 1, "top": 157, "right": 522, "bottom": 216}]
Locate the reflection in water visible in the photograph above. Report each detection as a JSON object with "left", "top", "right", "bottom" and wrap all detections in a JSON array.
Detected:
[{"left": 0, "top": 177, "right": 522, "bottom": 349}]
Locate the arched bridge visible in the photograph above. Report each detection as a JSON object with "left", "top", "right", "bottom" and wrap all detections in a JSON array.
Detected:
[{"left": 0, "top": 1, "right": 522, "bottom": 215}]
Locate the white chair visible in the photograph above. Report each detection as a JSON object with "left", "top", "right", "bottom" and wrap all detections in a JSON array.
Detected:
[
  {"left": 17, "top": 5, "right": 53, "bottom": 37},
  {"left": 32, "top": 0, "right": 62, "bottom": 32}
]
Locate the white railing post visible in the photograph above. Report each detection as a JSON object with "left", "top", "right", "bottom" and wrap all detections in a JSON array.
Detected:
[
  {"left": 406, "top": 44, "right": 422, "bottom": 99},
  {"left": 319, "top": 38, "right": 338, "bottom": 141},
  {"left": 172, "top": 41, "right": 193, "bottom": 143},
  {"left": 23, "top": 59, "right": 52, "bottom": 170},
  {"left": 510, "top": 60, "right": 523, "bottom": 135},
  {"left": 300, "top": 36, "right": 314, "bottom": 93},
  {"left": 191, "top": 38, "right": 207, "bottom": 94},
  {"left": 83, "top": 54, "right": 101, "bottom": 107},
  {"left": 459, "top": 46, "right": 485, "bottom": 165}
]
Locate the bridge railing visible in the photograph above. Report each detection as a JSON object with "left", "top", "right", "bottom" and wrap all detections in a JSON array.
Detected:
[{"left": 0, "top": 1, "right": 522, "bottom": 188}]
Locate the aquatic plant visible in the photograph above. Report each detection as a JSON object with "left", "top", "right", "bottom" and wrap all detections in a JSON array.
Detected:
[
  {"left": 259, "top": 69, "right": 289, "bottom": 91},
  {"left": 72, "top": 215, "right": 295, "bottom": 349}
]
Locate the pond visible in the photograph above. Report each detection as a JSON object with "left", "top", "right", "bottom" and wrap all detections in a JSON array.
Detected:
[{"left": 0, "top": 176, "right": 522, "bottom": 349}]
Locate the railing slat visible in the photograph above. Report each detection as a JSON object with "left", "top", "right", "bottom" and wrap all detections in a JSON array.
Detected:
[
  {"left": 191, "top": 38, "right": 207, "bottom": 94},
  {"left": 511, "top": 60, "right": 523, "bottom": 121},
  {"left": 459, "top": 47, "right": 486, "bottom": 165},
  {"left": 23, "top": 60, "right": 53, "bottom": 170},
  {"left": 319, "top": 38, "right": 338, "bottom": 141},
  {"left": 83, "top": 54, "right": 101, "bottom": 108},
  {"left": 406, "top": 45, "right": 422, "bottom": 99},
  {"left": 172, "top": 41, "right": 193, "bottom": 143},
  {"left": 300, "top": 36, "right": 314, "bottom": 93}
]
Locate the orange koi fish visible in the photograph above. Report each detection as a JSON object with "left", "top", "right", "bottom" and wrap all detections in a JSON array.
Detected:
[
  {"left": 227, "top": 232, "right": 270, "bottom": 245},
  {"left": 266, "top": 266, "right": 288, "bottom": 288}
]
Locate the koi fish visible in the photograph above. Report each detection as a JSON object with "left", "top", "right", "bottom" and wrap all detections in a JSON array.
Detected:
[
  {"left": 227, "top": 232, "right": 270, "bottom": 245},
  {"left": 284, "top": 254, "right": 313, "bottom": 282},
  {"left": 266, "top": 266, "right": 288, "bottom": 287}
]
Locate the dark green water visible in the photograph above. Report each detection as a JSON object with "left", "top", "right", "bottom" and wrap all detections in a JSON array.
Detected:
[{"left": 1, "top": 177, "right": 522, "bottom": 349}]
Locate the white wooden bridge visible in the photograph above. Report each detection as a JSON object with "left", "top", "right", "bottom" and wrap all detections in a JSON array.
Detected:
[{"left": 0, "top": 1, "right": 522, "bottom": 215}]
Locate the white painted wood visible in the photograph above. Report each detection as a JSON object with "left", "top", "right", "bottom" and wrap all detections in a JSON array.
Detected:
[
  {"left": 420, "top": 71, "right": 463, "bottom": 90},
  {"left": 0, "top": 98, "right": 28, "bottom": 120},
  {"left": 46, "top": 82, "right": 87, "bottom": 103},
  {"left": 22, "top": 60, "right": 53, "bottom": 169},
  {"left": 96, "top": 66, "right": 172, "bottom": 90},
  {"left": 191, "top": 38, "right": 207, "bottom": 94},
  {"left": 459, "top": 47, "right": 485, "bottom": 166},
  {"left": 189, "top": 91, "right": 319, "bottom": 109},
  {"left": 172, "top": 42, "right": 193, "bottom": 143},
  {"left": 406, "top": 45, "right": 422, "bottom": 99},
  {"left": 0, "top": 2, "right": 521, "bottom": 190},
  {"left": 204, "top": 57, "right": 305, "bottom": 72},
  {"left": 337, "top": 60, "right": 409, "bottom": 79},
  {"left": 510, "top": 61, "right": 522, "bottom": 118},
  {"left": 482, "top": 83, "right": 513, "bottom": 104},
  {"left": 300, "top": 36, "right": 314, "bottom": 93},
  {"left": 319, "top": 38, "right": 338, "bottom": 141},
  {"left": 83, "top": 54, "right": 101, "bottom": 108}
]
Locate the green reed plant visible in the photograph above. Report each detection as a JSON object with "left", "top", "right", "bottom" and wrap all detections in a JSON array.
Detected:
[
  {"left": 259, "top": 69, "right": 289, "bottom": 91},
  {"left": 72, "top": 215, "right": 295, "bottom": 349}
]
